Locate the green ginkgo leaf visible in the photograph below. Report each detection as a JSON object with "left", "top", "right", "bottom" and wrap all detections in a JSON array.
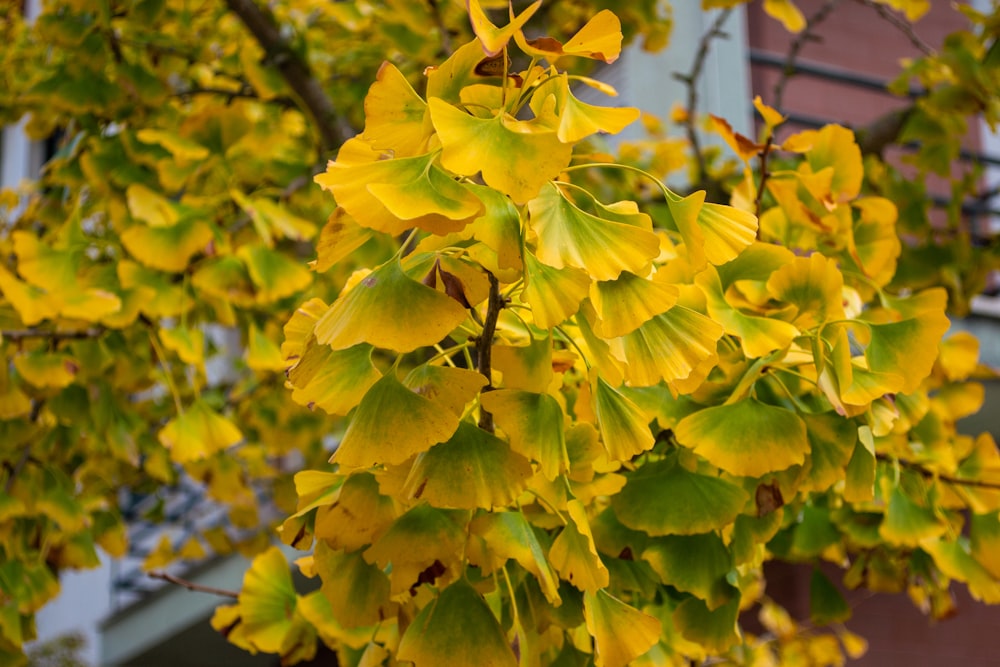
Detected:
[
  {"left": 397, "top": 578, "right": 517, "bottom": 667},
  {"left": 801, "top": 412, "right": 858, "bottom": 492},
  {"left": 642, "top": 533, "right": 733, "bottom": 610},
  {"left": 315, "top": 150, "right": 483, "bottom": 235},
  {"left": 426, "top": 39, "right": 491, "bottom": 104},
  {"left": 310, "top": 208, "right": 376, "bottom": 274},
  {"left": 612, "top": 457, "right": 749, "bottom": 536},
  {"left": 120, "top": 218, "right": 213, "bottom": 272},
  {"left": 529, "top": 183, "right": 659, "bottom": 281},
  {"left": 313, "top": 541, "right": 394, "bottom": 629},
  {"left": 401, "top": 421, "right": 533, "bottom": 510},
  {"left": 590, "top": 271, "right": 679, "bottom": 338},
  {"left": 922, "top": 538, "right": 1000, "bottom": 603},
  {"left": 619, "top": 305, "right": 723, "bottom": 387},
  {"left": 287, "top": 342, "right": 380, "bottom": 416},
  {"left": 549, "top": 499, "right": 610, "bottom": 592},
  {"left": 843, "top": 427, "right": 876, "bottom": 503},
  {"left": 522, "top": 250, "right": 591, "bottom": 329},
  {"left": 429, "top": 98, "right": 572, "bottom": 204},
  {"left": 158, "top": 400, "right": 243, "bottom": 463},
  {"left": 238, "top": 244, "right": 313, "bottom": 304},
  {"left": 13, "top": 351, "right": 78, "bottom": 389},
  {"left": 480, "top": 389, "right": 568, "bottom": 480},
  {"left": 584, "top": 589, "right": 661, "bottom": 667},
  {"left": 529, "top": 72, "right": 639, "bottom": 143},
  {"left": 238, "top": 546, "right": 298, "bottom": 654},
  {"left": 334, "top": 373, "right": 459, "bottom": 469},
  {"left": 660, "top": 189, "right": 757, "bottom": 269},
  {"left": 314, "top": 473, "right": 398, "bottom": 552},
  {"left": 766, "top": 252, "right": 846, "bottom": 329},
  {"left": 314, "top": 258, "right": 467, "bottom": 353},
  {"left": 878, "top": 481, "right": 947, "bottom": 546},
  {"left": 675, "top": 399, "right": 809, "bottom": 477},
  {"left": 809, "top": 568, "right": 851, "bottom": 625},
  {"left": 864, "top": 288, "right": 950, "bottom": 394},
  {"left": 191, "top": 256, "right": 257, "bottom": 309},
  {"left": 468, "top": 510, "right": 561, "bottom": 603},
  {"left": 463, "top": 183, "right": 523, "bottom": 272},
  {"left": 672, "top": 595, "right": 741, "bottom": 653},
  {"left": 697, "top": 266, "right": 799, "bottom": 358},
  {"left": 402, "top": 365, "right": 488, "bottom": 417},
  {"left": 593, "top": 374, "right": 655, "bottom": 462}
]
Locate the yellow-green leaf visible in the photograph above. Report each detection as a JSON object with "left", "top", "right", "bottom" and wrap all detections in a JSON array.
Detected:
[
  {"left": 529, "top": 72, "right": 639, "bottom": 142},
  {"left": 592, "top": 373, "right": 655, "bottom": 462},
  {"left": 481, "top": 389, "right": 568, "bottom": 480},
  {"left": 584, "top": 589, "right": 661, "bottom": 667},
  {"left": 467, "top": 0, "right": 541, "bottom": 56},
  {"left": 121, "top": 218, "right": 213, "bottom": 272},
  {"left": 619, "top": 305, "right": 723, "bottom": 387},
  {"left": 590, "top": 271, "right": 679, "bottom": 338},
  {"left": 287, "top": 342, "right": 380, "bottom": 416},
  {"left": 314, "top": 541, "right": 394, "bottom": 629},
  {"left": 549, "top": 499, "right": 610, "bottom": 592},
  {"left": 402, "top": 365, "right": 488, "bottom": 417},
  {"left": 238, "top": 546, "right": 298, "bottom": 654},
  {"left": 360, "top": 61, "right": 434, "bottom": 157},
  {"left": 642, "top": 533, "right": 733, "bottom": 610},
  {"left": 522, "top": 250, "right": 591, "bottom": 329},
  {"left": 158, "top": 401, "right": 243, "bottom": 463},
  {"left": 468, "top": 510, "right": 561, "bottom": 603}
]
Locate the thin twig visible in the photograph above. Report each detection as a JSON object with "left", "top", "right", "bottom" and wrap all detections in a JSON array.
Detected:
[
  {"left": 773, "top": 0, "right": 842, "bottom": 111},
  {"left": 477, "top": 273, "right": 503, "bottom": 433},
  {"left": 857, "top": 0, "right": 934, "bottom": 56},
  {"left": 1, "top": 327, "right": 105, "bottom": 342},
  {"left": 673, "top": 8, "right": 732, "bottom": 188},
  {"left": 224, "top": 0, "right": 344, "bottom": 153},
  {"left": 876, "top": 453, "right": 1000, "bottom": 491},
  {"left": 754, "top": 134, "right": 775, "bottom": 221},
  {"left": 149, "top": 571, "right": 240, "bottom": 599}
]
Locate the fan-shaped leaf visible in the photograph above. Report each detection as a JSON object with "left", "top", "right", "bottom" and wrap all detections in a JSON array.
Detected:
[
  {"left": 549, "top": 499, "right": 610, "bottom": 592},
  {"left": 481, "top": 389, "right": 568, "bottom": 480},
  {"left": 584, "top": 589, "right": 661, "bottom": 667}
]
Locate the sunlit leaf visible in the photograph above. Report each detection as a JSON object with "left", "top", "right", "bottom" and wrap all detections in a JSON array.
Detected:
[
  {"left": 922, "top": 538, "right": 1000, "bottom": 603},
  {"left": 584, "top": 589, "right": 661, "bottom": 667},
  {"left": 515, "top": 9, "right": 624, "bottom": 63},
  {"left": 314, "top": 258, "right": 467, "bottom": 353},
  {"left": 333, "top": 372, "right": 459, "bottom": 468},
  {"left": 675, "top": 399, "right": 809, "bottom": 477},
  {"left": 549, "top": 499, "right": 610, "bottom": 592},
  {"left": 763, "top": 0, "right": 806, "bottom": 32},
  {"left": 314, "top": 473, "right": 398, "bottom": 552},
  {"left": 619, "top": 305, "right": 723, "bottom": 387},
  {"left": 590, "top": 271, "right": 679, "bottom": 338},
  {"left": 878, "top": 480, "right": 947, "bottom": 546},
  {"left": 310, "top": 208, "right": 375, "bottom": 273},
  {"left": 287, "top": 342, "right": 380, "bottom": 416},
  {"left": 120, "top": 218, "right": 213, "bottom": 272},
  {"left": 529, "top": 182, "right": 659, "bottom": 281},
  {"left": 13, "top": 351, "right": 78, "bottom": 389},
  {"left": 397, "top": 578, "right": 516, "bottom": 667},
  {"left": 238, "top": 547, "right": 298, "bottom": 654},
  {"left": 522, "top": 250, "right": 591, "bottom": 329},
  {"left": 864, "top": 288, "right": 950, "bottom": 394},
  {"left": 613, "top": 456, "right": 749, "bottom": 535},
  {"left": 766, "top": 252, "right": 846, "bottom": 328},
  {"left": 360, "top": 61, "right": 434, "bottom": 157},
  {"left": 529, "top": 72, "right": 639, "bottom": 142},
  {"left": 492, "top": 334, "right": 553, "bottom": 392},
  {"left": 429, "top": 97, "right": 572, "bottom": 203},
  {"left": 402, "top": 421, "right": 533, "bottom": 509},
  {"left": 246, "top": 324, "right": 286, "bottom": 372},
  {"left": 403, "top": 365, "right": 488, "bottom": 416},
  {"left": 592, "top": 373, "right": 655, "bottom": 461}
]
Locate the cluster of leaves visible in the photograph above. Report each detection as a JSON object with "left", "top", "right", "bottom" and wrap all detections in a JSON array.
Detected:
[
  {"left": 0, "top": 0, "right": 671, "bottom": 663},
  {"left": 209, "top": 3, "right": 1000, "bottom": 667}
]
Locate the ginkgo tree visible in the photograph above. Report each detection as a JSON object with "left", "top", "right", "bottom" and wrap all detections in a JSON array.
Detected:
[{"left": 1, "top": 0, "right": 999, "bottom": 665}]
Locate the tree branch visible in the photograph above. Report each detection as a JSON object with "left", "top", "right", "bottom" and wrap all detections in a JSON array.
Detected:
[
  {"left": 1, "top": 327, "right": 105, "bottom": 342},
  {"left": 224, "top": 0, "right": 344, "bottom": 153},
  {"left": 477, "top": 273, "right": 503, "bottom": 433},
  {"left": 876, "top": 453, "right": 1000, "bottom": 491},
  {"left": 674, "top": 8, "right": 732, "bottom": 188},
  {"left": 854, "top": 105, "right": 913, "bottom": 156},
  {"left": 149, "top": 571, "right": 240, "bottom": 599},
  {"left": 773, "top": 0, "right": 841, "bottom": 111},
  {"left": 856, "top": 0, "right": 934, "bottom": 56}
]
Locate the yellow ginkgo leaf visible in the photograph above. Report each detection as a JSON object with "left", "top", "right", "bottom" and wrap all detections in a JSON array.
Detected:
[
  {"left": 492, "top": 334, "right": 553, "bottom": 392},
  {"left": 159, "top": 325, "right": 204, "bottom": 368},
  {"left": 120, "top": 218, "right": 213, "bottom": 273},
  {"left": 710, "top": 114, "right": 762, "bottom": 163},
  {"left": 126, "top": 183, "right": 181, "bottom": 227},
  {"left": 468, "top": 510, "right": 561, "bottom": 603},
  {"left": 0, "top": 266, "right": 59, "bottom": 326},
  {"left": 674, "top": 399, "right": 809, "bottom": 477},
  {"left": 314, "top": 258, "right": 468, "bottom": 353},
  {"left": 246, "top": 324, "right": 286, "bottom": 372},
  {"left": 938, "top": 331, "right": 980, "bottom": 382},
  {"left": 310, "top": 208, "right": 375, "bottom": 274},
  {"left": 763, "top": 0, "right": 806, "bottom": 32},
  {"left": 191, "top": 256, "right": 257, "bottom": 309},
  {"left": 467, "top": 0, "right": 542, "bottom": 56},
  {"left": 238, "top": 547, "right": 299, "bottom": 654},
  {"left": 753, "top": 95, "right": 785, "bottom": 130},
  {"left": 522, "top": 250, "right": 591, "bottom": 329},
  {"left": 765, "top": 252, "right": 846, "bottom": 329},
  {"left": 333, "top": 373, "right": 459, "bottom": 468},
  {"left": 281, "top": 297, "right": 328, "bottom": 362},
  {"left": 397, "top": 579, "right": 517, "bottom": 667},
  {"left": 592, "top": 372, "right": 655, "bottom": 462},
  {"left": 360, "top": 61, "right": 434, "bottom": 157},
  {"left": 287, "top": 341, "right": 381, "bottom": 416},
  {"left": 13, "top": 351, "right": 78, "bottom": 389},
  {"left": 158, "top": 400, "right": 243, "bottom": 463},
  {"left": 315, "top": 473, "right": 398, "bottom": 552},
  {"left": 529, "top": 73, "right": 639, "bottom": 143},
  {"left": 549, "top": 499, "right": 610, "bottom": 592},
  {"left": 529, "top": 183, "right": 660, "bottom": 281},
  {"left": 313, "top": 541, "right": 394, "bottom": 629},
  {"left": 480, "top": 389, "right": 568, "bottom": 480},
  {"left": 402, "top": 364, "right": 488, "bottom": 416},
  {"left": 515, "top": 9, "right": 624, "bottom": 63},
  {"left": 584, "top": 589, "right": 661, "bottom": 667},
  {"left": 237, "top": 244, "right": 313, "bottom": 305},
  {"left": 661, "top": 189, "right": 758, "bottom": 269},
  {"left": 429, "top": 97, "right": 572, "bottom": 204},
  {"left": 864, "top": 288, "right": 950, "bottom": 394},
  {"left": 590, "top": 271, "right": 679, "bottom": 338},
  {"left": 315, "top": 151, "right": 483, "bottom": 235},
  {"left": 783, "top": 124, "right": 862, "bottom": 202},
  {"left": 402, "top": 421, "right": 533, "bottom": 509},
  {"left": 619, "top": 305, "right": 723, "bottom": 387}
]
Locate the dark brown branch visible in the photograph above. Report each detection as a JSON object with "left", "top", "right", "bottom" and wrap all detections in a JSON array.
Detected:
[
  {"left": 149, "top": 571, "right": 240, "bottom": 598},
  {"left": 1, "top": 327, "right": 105, "bottom": 342},
  {"left": 876, "top": 453, "right": 1000, "bottom": 491},
  {"left": 854, "top": 105, "right": 913, "bottom": 157},
  {"left": 857, "top": 0, "right": 933, "bottom": 56},
  {"left": 673, "top": 8, "right": 732, "bottom": 188},
  {"left": 773, "top": 0, "right": 841, "bottom": 110},
  {"left": 477, "top": 273, "right": 503, "bottom": 433},
  {"left": 224, "top": 0, "right": 344, "bottom": 153},
  {"left": 754, "top": 134, "right": 775, "bottom": 222}
]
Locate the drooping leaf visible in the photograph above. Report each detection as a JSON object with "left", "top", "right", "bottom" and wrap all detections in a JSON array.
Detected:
[
  {"left": 287, "top": 342, "right": 381, "bottom": 416},
  {"left": 675, "top": 399, "right": 809, "bottom": 477},
  {"left": 310, "top": 208, "right": 375, "bottom": 273},
  {"left": 403, "top": 364, "right": 488, "bottom": 416},
  {"left": 590, "top": 271, "right": 679, "bottom": 338},
  {"left": 158, "top": 400, "right": 243, "bottom": 463},
  {"left": 314, "top": 258, "right": 467, "bottom": 353},
  {"left": 401, "top": 421, "right": 533, "bottom": 509},
  {"left": 238, "top": 546, "right": 298, "bottom": 654},
  {"left": 492, "top": 334, "right": 554, "bottom": 392},
  {"left": 397, "top": 578, "right": 517, "bottom": 667},
  {"left": 619, "top": 305, "right": 723, "bottom": 387},
  {"left": 515, "top": 9, "right": 624, "bottom": 63},
  {"left": 672, "top": 595, "right": 741, "bottom": 653},
  {"left": 529, "top": 72, "right": 639, "bottom": 142},
  {"left": 481, "top": 389, "right": 568, "bottom": 480},
  {"left": 467, "top": 0, "right": 541, "bottom": 56},
  {"left": 314, "top": 541, "right": 394, "bottom": 629},
  {"left": 468, "top": 510, "right": 561, "bottom": 603},
  {"left": 522, "top": 250, "right": 591, "bottom": 329},
  {"left": 878, "top": 480, "right": 947, "bottom": 546},
  {"left": 549, "top": 499, "right": 610, "bottom": 592},
  {"left": 592, "top": 373, "right": 655, "bottom": 461},
  {"left": 809, "top": 568, "right": 851, "bottom": 625},
  {"left": 584, "top": 589, "right": 661, "bottom": 667},
  {"left": 333, "top": 373, "right": 459, "bottom": 468},
  {"left": 360, "top": 61, "right": 434, "bottom": 157},
  {"left": 612, "top": 457, "right": 749, "bottom": 535},
  {"left": 642, "top": 533, "right": 733, "bottom": 610}
]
